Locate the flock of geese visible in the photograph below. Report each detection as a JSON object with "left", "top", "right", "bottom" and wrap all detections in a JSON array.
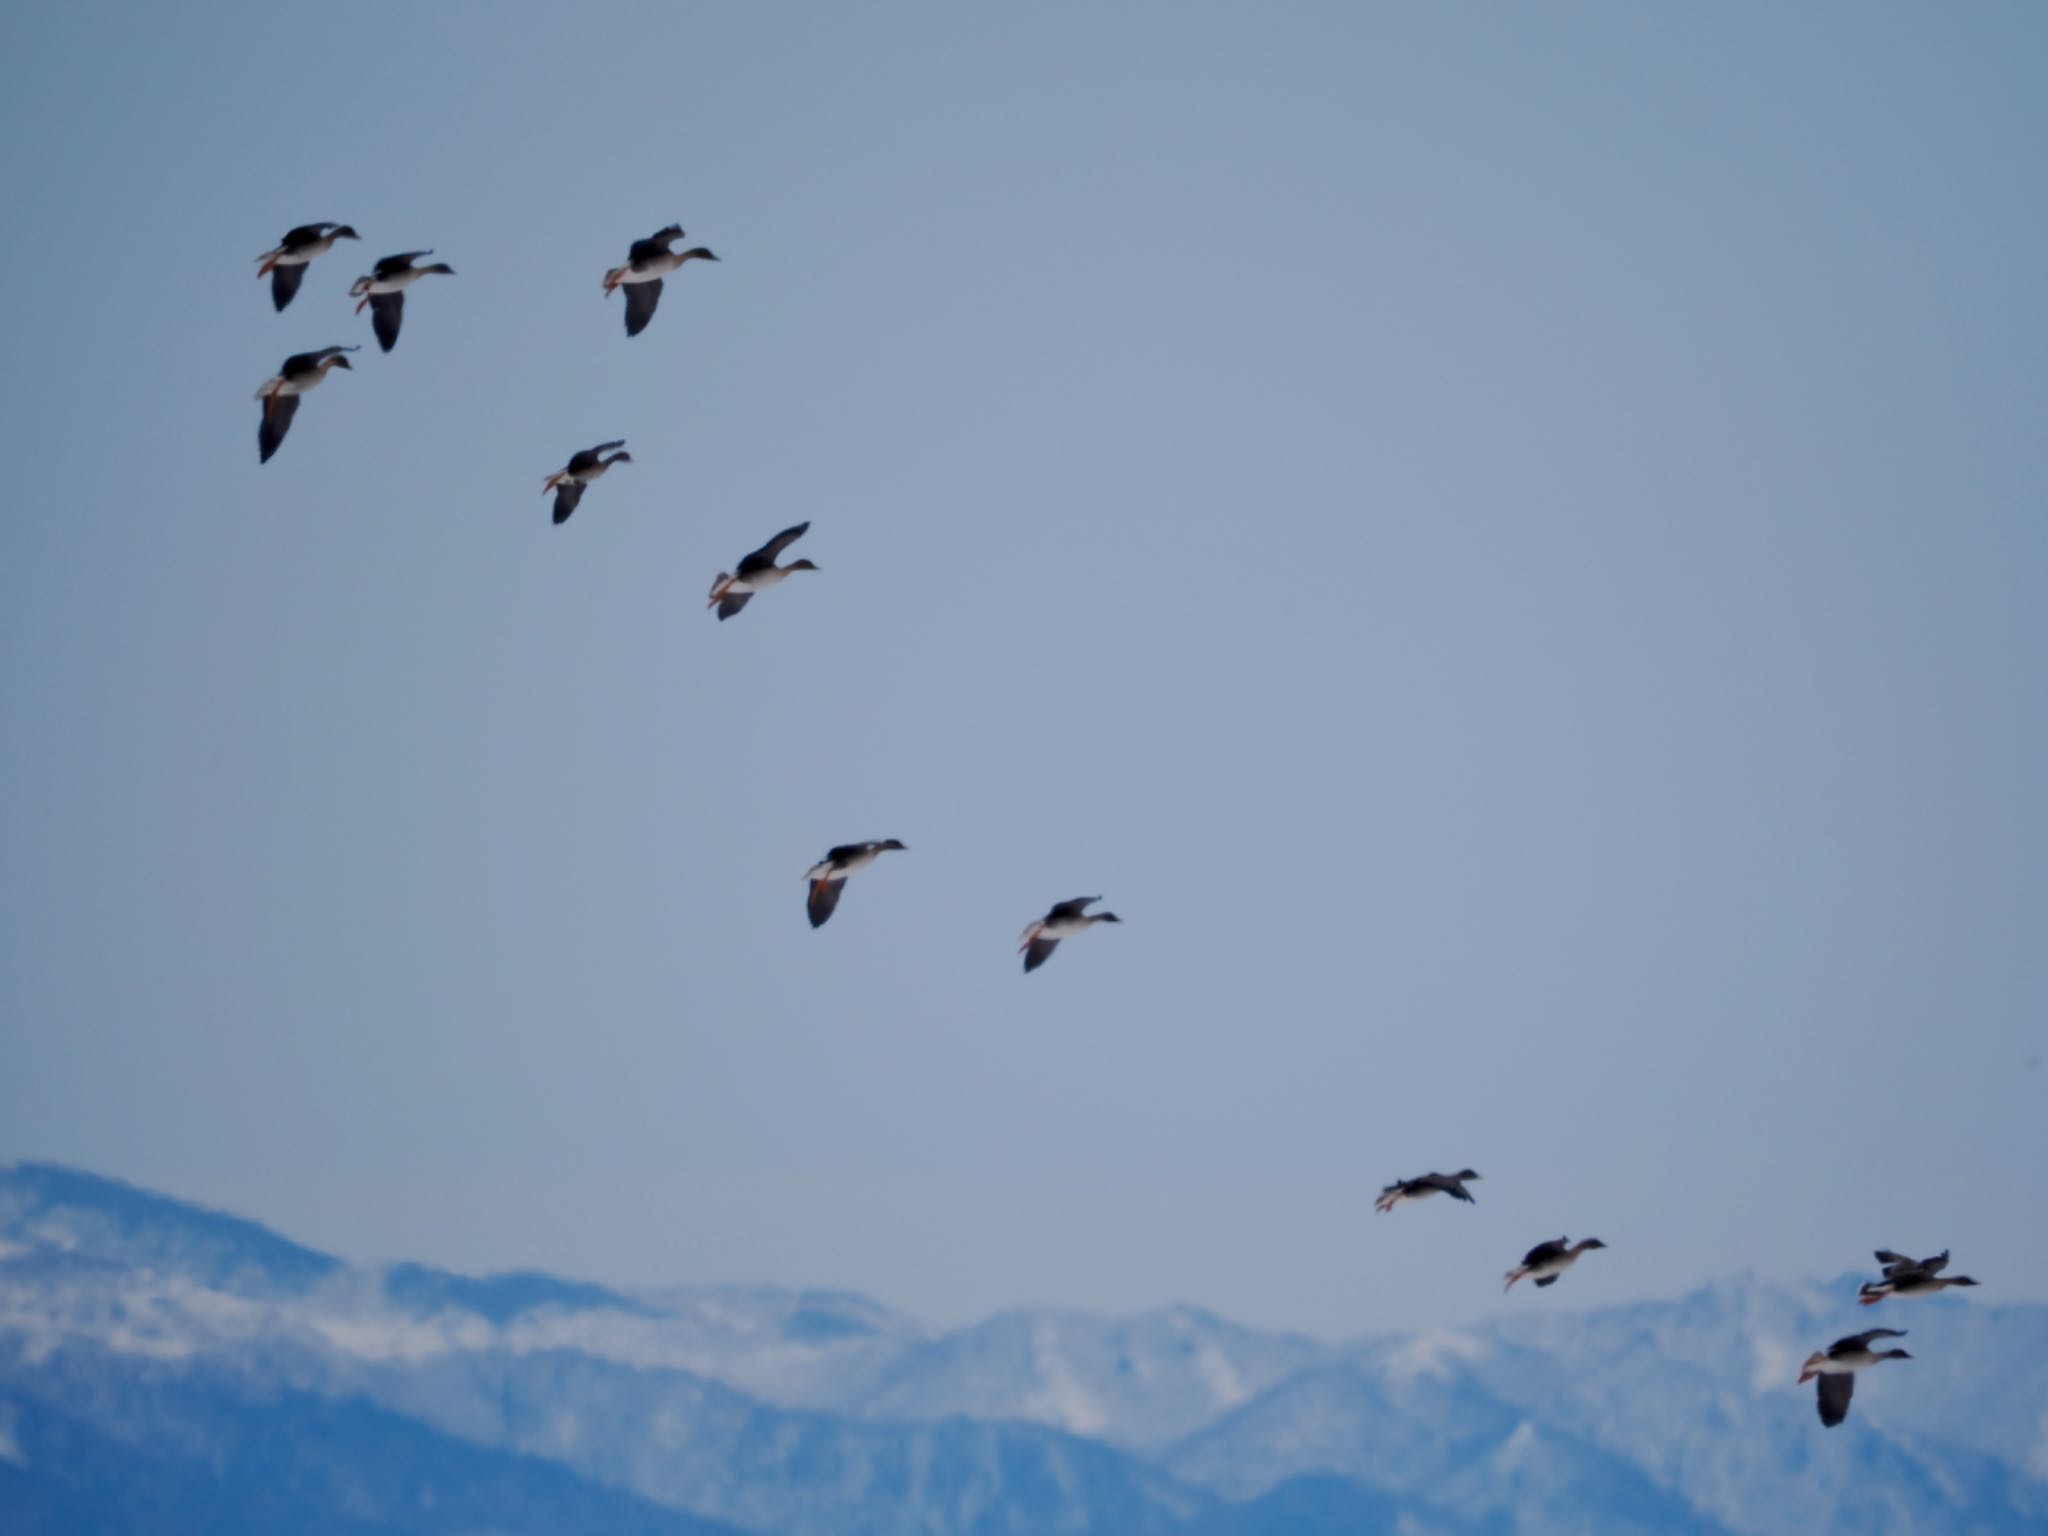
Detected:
[
  {"left": 250, "top": 217, "right": 1980, "bottom": 1435},
  {"left": 250, "top": 217, "right": 1124, "bottom": 970},
  {"left": 1373, "top": 1186, "right": 1978, "bottom": 1425}
]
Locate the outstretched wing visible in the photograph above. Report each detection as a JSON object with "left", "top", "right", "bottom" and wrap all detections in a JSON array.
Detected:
[
  {"left": 1817, "top": 1372, "right": 1854, "bottom": 1428},
  {"left": 627, "top": 229, "right": 679, "bottom": 265},
  {"left": 738, "top": 522, "right": 811, "bottom": 574},
  {"left": 1424, "top": 1174, "right": 1476, "bottom": 1204},
  {"left": 552, "top": 481, "right": 586, "bottom": 525},
  {"left": 1533, "top": 1275, "right": 1560, "bottom": 1288},
  {"left": 807, "top": 878, "right": 843, "bottom": 928},
  {"left": 1048, "top": 896, "right": 1099, "bottom": 921},
  {"left": 375, "top": 251, "right": 432, "bottom": 278},
  {"left": 258, "top": 394, "right": 300, "bottom": 463},
  {"left": 369, "top": 291, "right": 404, "bottom": 352},
  {"left": 270, "top": 262, "right": 308, "bottom": 311},
  {"left": 716, "top": 591, "right": 753, "bottom": 621},
  {"left": 280, "top": 345, "right": 353, "bottom": 379},
  {"left": 623, "top": 278, "right": 663, "bottom": 337},
  {"left": 1523, "top": 1239, "right": 1567, "bottom": 1267},
  {"left": 1023, "top": 936, "right": 1061, "bottom": 973},
  {"left": 564, "top": 439, "right": 625, "bottom": 474},
  {"left": 1837, "top": 1328, "right": 1907, "bottom": 1349}
]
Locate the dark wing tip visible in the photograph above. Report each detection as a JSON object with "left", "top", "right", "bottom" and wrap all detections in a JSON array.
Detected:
[
  {"left": 552, "top": 481, "right": 585, "bottom": 525},
  {"left": 1817, "top": 1373, "right": 1853, "bottom": 1427},
  {"left": 623, "top": 278, "right": 663, "bottom": 337},
  {"left": 369, "top": 291, "right": 403, "bottom": 352},
  {"left": 270, "top": 262, "right": 306, "bottom": 311},
  {"left": 257, "top": 394, "right": 299, "bottom": 462},
  {"left": 1023, "top": 937, "right": 1059, "bottom": 973},
  {"left": 807, "top": 879, "right": 842, "bottom": 928}
]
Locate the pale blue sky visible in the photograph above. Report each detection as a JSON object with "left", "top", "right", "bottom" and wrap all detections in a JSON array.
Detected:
[{"left": 2, "top": 2, "right": 2044, "bottom": 1337}]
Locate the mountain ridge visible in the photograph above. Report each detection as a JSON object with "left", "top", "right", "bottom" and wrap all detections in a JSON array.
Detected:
[{"left": 3, "top": 1160, "right": 2044, "bottom": 1535}]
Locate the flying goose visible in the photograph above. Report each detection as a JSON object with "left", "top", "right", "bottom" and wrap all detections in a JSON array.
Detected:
[
  {"left": 1799, "top": 1329, "right": 1911, "bottom": 1426},
  {"left": 255, "top": 223, "right": 359, "bottom": 311},
  {"left": 709, "top": 522, "right": 818, "bottom": 620},
  {"left": 255, "top": 346, "right": 358, "bottom": 462},
  {"left": 542, "top": 440, "right": 631, "bottom": 524},
  {"left": 1859, "top": 1249, "right": 1978, "bottom": 1306},
  {"left": 805, "top": 841, "right": 907, "bottom": 928},
  {"left": 602, "top": 224, "right": 719, "bottom": 337},
  {"left": 1019, "top": 897, "right": 1121, "bottom": 974},
  {"left": 1503, "top": 1237, "right": 1606, "bottom": 1291},
  {"left": 1375, "top": 1170, "right": 1480, "bottom": 1214},
  {"left": 349, "top": 251, "right": 455, "bottom": 351}
]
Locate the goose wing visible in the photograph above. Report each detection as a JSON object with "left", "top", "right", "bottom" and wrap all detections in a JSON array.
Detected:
[
  {"left": 563, "top": 440, "right": 624, "bottom": 475},
  {"left": 369, "top": 291, "right": 404, "bottom": 352},
  {"left": 1023, "top": 936, "right": 1061, "bottom": 973},
  {"left": 280, "top": 346, "right": 353, "bottom": 379},
  {"left": 807, "top": 878, "right": 843, "bottom": 928},
  {"left": 623, "top": 278, "right": 663, "bottom": 337},
  {"left": 1047, "top": 896, "right": 1100, "bottom": 921},
  {"left": 258, "top": 393, "right": 300, "bottom": 463},
  {"left": 552, "top": 480, "right": 586, "bottom": 525},
  {"left": 1835, "top": 1328, "right": 1907, "bottom": 1352},
  {"left": 737, "top": 522, "right": 811, "bottom": 574},
  {"left": 374, "top": 251, "right": 432, "bottom": 278},
  {"left": 1817, "top": 1372, "right": 1854, "bottom": 1427},
  {"left": 627, "top": 228, "right": 680, "bottom": 265},
  {"left": 1423, "top": 1173, "right": 1476, "bottom": 1203},
  {"left": 270, "top": 262, "right": 307, "bottom": 312},
  {"left": 1522, "top": 1239, "right": 1569, "bottom": 1267},
  {"left": 716, "top": 590, "right": 753, "bottom": 621}
]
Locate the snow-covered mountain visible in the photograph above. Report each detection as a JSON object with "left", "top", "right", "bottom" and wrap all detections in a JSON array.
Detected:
[{"left": 2, "top": 1162, "right": 2044, "bottom": 1534}]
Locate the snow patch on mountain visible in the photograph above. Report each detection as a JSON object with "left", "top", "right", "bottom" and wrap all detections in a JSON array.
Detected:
[
  {"left": 6, "top": 1163, "right": 2048, "bottom": 1536},
  {"left": 1384, "top": 1330, "right": 1490, "bottom": 1382},
  {"left": 1025, "top": 1316, "right": 1108, "bottom": 1435}
]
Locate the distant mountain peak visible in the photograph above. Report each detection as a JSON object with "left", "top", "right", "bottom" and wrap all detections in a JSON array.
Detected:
[
  {"left": 0, "top": 1161, "right": 340, "bottom": 1296},
  {"left": 4, "top": 1163, "right": 2043, "bottom": 1536}
]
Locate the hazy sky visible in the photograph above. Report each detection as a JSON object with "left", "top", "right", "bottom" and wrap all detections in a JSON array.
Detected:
[{"left": 2, "top": 2, "right": 2044, "bottom": 1338}]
